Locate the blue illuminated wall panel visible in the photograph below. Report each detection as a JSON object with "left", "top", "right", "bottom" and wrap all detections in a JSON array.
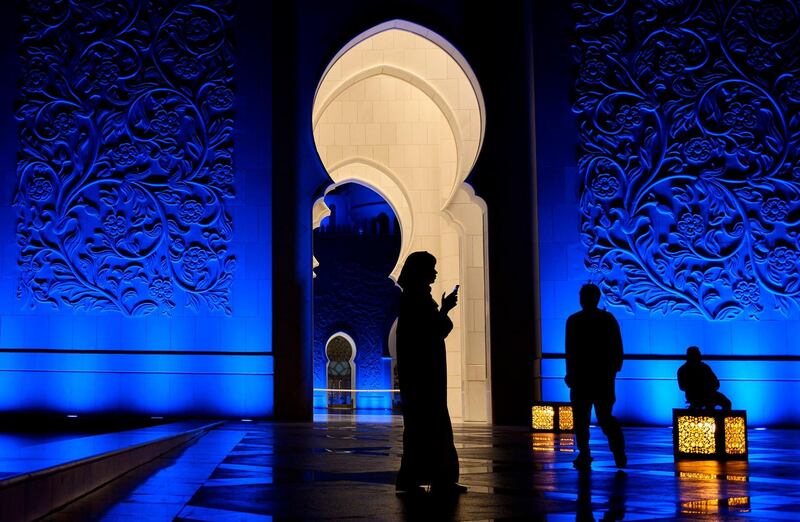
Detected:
[
  {"left": 536, "top": 0, "right": 800, "bottom": 425},
  {"left": 0, "top": 0, "right": 272, "bottom": 417}
]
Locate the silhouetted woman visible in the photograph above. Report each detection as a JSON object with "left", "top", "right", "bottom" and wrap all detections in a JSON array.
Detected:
[{"left": 395, "top": 251, "right": 465, "bottom": 495}]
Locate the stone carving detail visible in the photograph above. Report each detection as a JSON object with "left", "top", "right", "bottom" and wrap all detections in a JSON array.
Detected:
[
  {"left": 16, "top": 0, "right": 235, "bottom": 315},
  {"left": 573, "top": 0, "right": 800, "bottom": 319}
]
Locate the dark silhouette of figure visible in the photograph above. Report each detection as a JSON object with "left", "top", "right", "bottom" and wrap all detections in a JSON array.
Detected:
[
  {"left": 565, "top": 284, "right": 626, "bottom": 470},
  {"left": 677, "top": 346, "right": 732, "bottom": 410},
  {"left": 395, "top": 251, "right": 465, "bottom": 495}
]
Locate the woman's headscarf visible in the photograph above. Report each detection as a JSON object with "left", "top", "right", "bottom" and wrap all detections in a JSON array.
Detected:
[{"left": 397, "top": 251, "right": 436, "bottom": 291}]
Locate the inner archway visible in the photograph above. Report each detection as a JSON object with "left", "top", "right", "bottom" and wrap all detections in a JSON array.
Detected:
[
  {"left": 313, "top": 183, "right": 401, "bottom": 411},
  {"left": 312, "top": 20, "right": 491, "bottom": 423},
  {"left": 325, "top": 333, "right": 356, "bottom": 409}
]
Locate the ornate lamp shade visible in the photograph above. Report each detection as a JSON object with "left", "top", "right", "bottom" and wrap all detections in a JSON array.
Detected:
[
  {"left": 673, "top": 409, "right": 748, "bottom": 460},
  {"left": 531, "top": 401, "right": 574, "bottom": 432}
]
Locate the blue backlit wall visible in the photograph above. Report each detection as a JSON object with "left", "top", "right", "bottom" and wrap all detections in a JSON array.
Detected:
[
  {"left": 0, "top": 0, "right": 272, "bottom": 417},
  {"left": 536, "top": 0, "right": 800, "bottom": 425}
]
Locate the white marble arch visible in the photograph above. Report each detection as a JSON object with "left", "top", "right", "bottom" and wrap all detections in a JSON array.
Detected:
[{"left": 312, "top": 20, "right": 491, "bottom": 423}]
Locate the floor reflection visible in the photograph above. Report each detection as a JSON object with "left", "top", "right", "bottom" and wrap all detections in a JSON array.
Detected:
[
  {"left": 676, "top": 460, "right": 750, "bottom": 516},
  {"left": 532, "top": 432, "right": 575, "bottom": 453},
  {"left": 40, "top": 423, "right": 800, "bottom": 521}
]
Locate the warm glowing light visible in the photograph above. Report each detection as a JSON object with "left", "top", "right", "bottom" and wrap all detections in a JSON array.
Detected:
[
  {"left": 726, "top": 474, "right": 748, "bottom": 482},
  {"left": 680, "top": 497, "right": 750, "bottom": 515},
  {"left": 532, "top": 432, "right": 555, "bottom": 452},
  {"left": 679, "top": 471, "right": 716, "bottom": 480},
  {"left": 681, "top": 499, "right": 719, "bottom": 515},
  {"left": 724, "top": 416, "right": 747, "bottom": 454},
  {"left": 531, "top": 433, "right": 575, "bottom": 453},
  {"left": 727, "top": 496, "right": 750, "bottom": 510},
  {"left": 558, "top": 405, "right": 574, "bottom": 431},
  {"left": 678, "top": 415, "right": 716, "bottom": 454},
  {"left": 531, "top": 402, "right": 575, "bottom": 432},
  {"left": 532, "top": 406, "right": 555, "bottom": 430},
  {"left": 673, "top": 409, "right": 748, "bottom": 460}
]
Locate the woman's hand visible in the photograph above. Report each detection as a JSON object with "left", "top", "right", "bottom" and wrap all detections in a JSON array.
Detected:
[{"left": 441, "top": 285, "right": 459, "bottom": 313}]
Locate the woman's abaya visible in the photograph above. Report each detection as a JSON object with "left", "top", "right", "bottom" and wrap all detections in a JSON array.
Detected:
[{"left": 395, "top": 284, "right": 459, "bottom": 489}]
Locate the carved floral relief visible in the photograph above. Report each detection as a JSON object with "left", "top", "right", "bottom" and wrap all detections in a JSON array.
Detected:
[
  {"left": 16, "top": 0, "right": 235, "bottom": 315},
  {"left": 573, "top": 0, "right": 800, "bottom": 319}
]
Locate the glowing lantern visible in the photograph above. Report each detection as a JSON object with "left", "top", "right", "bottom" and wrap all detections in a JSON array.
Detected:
[
  {"left": 673, "top": 409, "right": 748, "bottom": 460},
  {"left": 531, "top": 401, "right": 574, "bottom": 432}
]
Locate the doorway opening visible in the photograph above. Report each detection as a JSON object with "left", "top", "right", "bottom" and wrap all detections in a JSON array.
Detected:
[
  {"left": 312, "top": 20, "right": 491, "bottom": 422},
  {"left": 325, "top": 333, "right": 356, "bottom": 409},
  {"left": 312, "top": 182, "right": 401, "bottom": 411}
]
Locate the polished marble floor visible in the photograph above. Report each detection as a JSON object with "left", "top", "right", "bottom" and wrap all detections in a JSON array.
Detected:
[
  {"left": 46, "top": 415, "right": 800, "bottom": 520},
  {"left": 0, "top": 420, "right": 213, "bottom": 480}
]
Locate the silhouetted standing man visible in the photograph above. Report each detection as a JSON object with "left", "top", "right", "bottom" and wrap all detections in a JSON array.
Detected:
[
  {"left": 395, "top": 251, "right": 465, "bottom": 495},
  {"left": 677, "top": 346, "right": 732, "bottom": 410},
  {"left": 565, "top": 283, "right": 626, "bottom": 470}
]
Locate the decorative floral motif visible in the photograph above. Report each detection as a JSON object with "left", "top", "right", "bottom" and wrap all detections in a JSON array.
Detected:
[
  {"left": 677, "top": 212, "right": 704, "bottom": 237},
  {"left": 179, "top": 199, "right": 204, "bottom": 224},
  {"left": 659, "top": 51, "right": 687, "bottom": 75},
  {"left": 53, "top": 113, "right": 78, "bottom": 136},
  {"left": 23, "top": 68, "right": 47, "bottom": 92},
  {"left": 756, "top": 4, "right": 784, "bottom": 32},
  {"left": 103, "top": 213, "right": 127, "bottom": 238},
  {"left": 580, "top": 58, "right": 607, "bottom": 83},
  {"left": 574, "top": 0, "right": 800, "bottom": 320},
  {"left": 615, "top": 104, "right": 643, "bottom": 128},
  {"left": 684, "top": 137, "right": 714, "bottom": 164},
  {"left": 150, "top": 109, "right": 181, "bottom": 136},
  {"left": 591, "top": 173, "right": 620, "bottom": 199},
  {"left": 183, "top": 245, "right": 210, "bottom": 271},
  {"left": 174, "top": 55, "right": 201, "bottom": 79},
  {"left": 210, "top": 159, "right": 234, "bottom": 186},
  {"left": 733, "top": 281, "right": 760, "bottom": 306},
  {"left": 761, "top": 198, "right": 788, "bottom": 222},
  {"left": 15, "top": 1, "right": 236, "bottom": 316},
  {"left": 207, "top": 85, "right": 233, "bottom": 109},
  {"left": 110, "top": 142, "right": 139, "bottom": 167},
  {"left": 149, "top": 278, "right": 174, "bottom": 303},
  {"left": 95, "top": 59, "right": 120, "bottom": 85},
  {"left": 767, "top": 247, "right": 797, "bottom": 273},
  {"left": 722, "top": 102, "right": 758, "bottom": 130},
  {"left": 185, "top": 16, "right": 211, "bottom": 41},
  {"left": 745, "top": 45, "right": 776, "bottom": 71},
  {"left": 28, "top": 176, "right": 53, "bottom": 201}
]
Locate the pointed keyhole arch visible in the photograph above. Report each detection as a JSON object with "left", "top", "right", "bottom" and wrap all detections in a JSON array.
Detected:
[{"left": 312, "top": 20, "right": 492, "bottom": 423}]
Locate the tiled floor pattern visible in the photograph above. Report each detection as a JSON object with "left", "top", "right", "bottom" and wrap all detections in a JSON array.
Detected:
[{"left": 48, "top": 417, "right": 800, "bottom": 520}]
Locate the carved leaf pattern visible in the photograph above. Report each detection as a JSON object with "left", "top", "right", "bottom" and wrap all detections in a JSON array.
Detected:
[
  {"left": 16, "top": 0, "right": 235, "bottom": 316},
  {"left": 573, "top": 0, "right": 800, "bottom": 320}
]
